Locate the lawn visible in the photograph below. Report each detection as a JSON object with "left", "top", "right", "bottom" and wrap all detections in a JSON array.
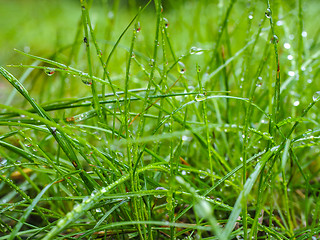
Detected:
[{"left": 1, "top": 0, "right": 320, "bottom": 239}]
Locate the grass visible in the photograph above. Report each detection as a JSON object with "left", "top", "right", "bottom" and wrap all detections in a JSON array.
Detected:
[{"left": 1, "top": 0, "right": 320, "bottom": 239}]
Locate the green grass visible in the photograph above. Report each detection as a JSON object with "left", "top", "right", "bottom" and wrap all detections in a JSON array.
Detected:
[{"left": 1, "top": 0, "right": 320, "bottom": 239}]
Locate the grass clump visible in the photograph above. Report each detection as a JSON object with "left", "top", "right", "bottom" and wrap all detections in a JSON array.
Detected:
[{"left": 1, "top": 0, "right": 320, "bottom": 239}]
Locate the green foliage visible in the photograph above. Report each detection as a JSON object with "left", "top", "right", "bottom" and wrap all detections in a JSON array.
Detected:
[{"left": 1, "top": 0, "right": 320, "bottom": 239}]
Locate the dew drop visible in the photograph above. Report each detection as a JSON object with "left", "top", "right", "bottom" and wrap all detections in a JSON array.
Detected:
[
  {"left": 287, "top": 55, "right": 293, "bottom": 60},
  {"left": 293, "top": 100, "right": 300, "bottom": 106},
  {"left": 149, "top": 58, "right": 155, "bottom": 68},
  {"left": 24, "top": 46, "right": 30, "bottom": 53},
  {"left": 163, "top": 18, "right": 169, "bottom": 28},
  {"left": 271, "top": 35, "right": 279, "bottom": 44},
  {"left": 82, "top": 79, "right": 92, "bottom": 86},
  {"left": 312, "top": 91, "right": 320, "bottom": 102},
  {"left": 190, "top": 46, "right": 203, "bottom": 55},
  {"left": 248, "top": 14, "right": 253, "bottom": 20},
  {"left": 283, "top": 43, "right": 291, "bottom": 49},
  {"left": 276, "top": 20, "right": 284, "bottom": 26},
  {"left": 155, "top": 187, "right": 167, "bottom": 198},
  {"left": 51, "top": 127, "right": 57, "bottom": 135},
  {"left": 302, "top": 31, "right": 307, "bottom": 37},
  {"left": 195, "top": 93, "right": 207, "bottom": 102},
  {"left": 45, "top": 68, "right": 55, "bottom": 76},
  {"left": 288, "top": 71, "right": 295, "bottom": 77},
  {"left": 136, "top": 22, "right": 141, "bottom": 33},
  {"left": 108, "top": 11, "right": 114, "bottom": 19},
  {"left": 265, "top": 8, "right": 272, "bottom": 18},
  {"left": 178, "top": 61, "right": 186, "bottom": 74},
  {"left": 182, "top": 135, "right": 191, "bottom": 141}
]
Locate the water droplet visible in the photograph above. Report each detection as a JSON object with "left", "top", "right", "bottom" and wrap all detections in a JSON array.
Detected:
[
  {"left": 0, "top": 159, "right": 8, "bottom": 167},
  {"left": 155, "top": 187, "right": 167, "bottom": 198},
  {"left": 265, "top": 8, "right": 272, "bottom": 18},
  {"left": 45, "top": 68, "right": 55, "bottom": 76},
  {"left": 149, "top": 58, "right": 155, "bottom": 67},
  {"left": 181, "top": 170, "right": 187, "bottom": 175},
  {"left": 276, "top": 20, "right": 284, "bottom": 26},
  {"left": 284, "top": 43, "right": 291, "bottom": 49},
  {"left": 182, "top": 135, "right": 191, "bottom": 141},
  {"left": 195, "top": 93, "right": 206, "bottom": 102},
  {"left": 293, "top": 100, "right": 300, "bottom": 106},
  {"left": 256, "top": 76, "right": 262, "bottom": 87},
  {"left": 288, "top": 71, "right": 295, "bottom": 77},
  {"left": 190, "top": 46, "right": 203, "bottom": 55},
  {"left": 302, "top": 31, "right": 307, "bottom": 37},
  {"left": 312, "top": 91, "right": 320, "bottom": 102},
  {"left": 136, "top": 22, "right": 141, "bottom": 33},
  {"left": 287, "top": 55, "right": 293, "bottom": 60},
  {"left": 248, "top": 14, "right": 253, "bottom": 20},
  {"left": 51, "top": 127, "right": 57, "bottom": 135},
  {"left": 178, "top": 61, "right": 186, "bottom": 74},
  {"left": 90, "top": 190, "right": 98, "bottom": 197},
  {"left": 82, "top": 79, "right": 92, "bottom": 86},
  {"left": 24, "top": 46, "right": 30, "bottom": 53},
  {"left": 163, "top": 18, "right": 169, "bottom": 28},
  {"left": 271, "top": 35, "right": 279, "bottom": 44},
  {"left": 108, "top": 11, "right": 114, "bottom": 19}
]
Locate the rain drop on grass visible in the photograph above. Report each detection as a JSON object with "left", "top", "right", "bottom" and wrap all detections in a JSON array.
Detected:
[
  {"left": 293, "top": 100, "right": 300, "bottom": 106},
  {"left": 155, "top": 187, "right": 167, "bottom": 198},
  {"left": 312, "top": 91, "right": 320, "bottom": 102},
  {"left": 149, "top": 58, "right": 155, "bottom": 68},
  {"left": 190, "top": 47, "right": 203, "bottom": 55},
  {"left": 302, "top": 31, "right": 307, "bottom": 37},
  {"left": 276, "top": 20, "right": 284, "bottom": 26},
  {"left": 45, "top": 68, "right": 55, "bottom": 76},
  {"left": 136, "top": 22, "right": 141, "bottom": 33},
  {"left": 82, "top": 79, "right": 92, "bottom": 86},
  {"left": 265, "top": 8, "right": 272, "bottom": 18},
  {"left": 284, "top": 43, "right": 291, "bottom": 49},
  {"left": 163, "top": 18, "right": 169, "bottom": 28},
  {"left": 195, "top": 93, "right": 207, "bottom": 102},
  {"left": 271, "top": 35, "right": 279, "bottom": 44},
  {"left": 288, "top": 71, "right": 295, "bottom": 77},
  {"left": 178, "top": 61, "right": 186, "bottom": 74}
]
